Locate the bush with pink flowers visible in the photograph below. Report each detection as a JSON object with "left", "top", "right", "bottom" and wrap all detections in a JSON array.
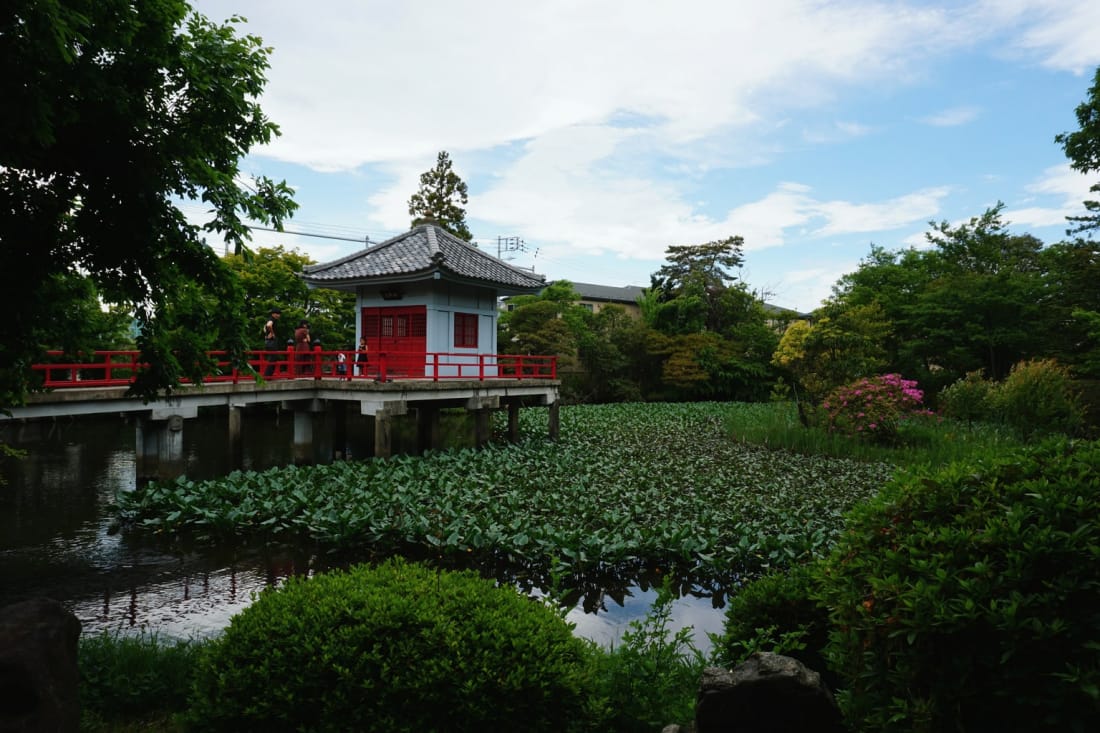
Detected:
[{"left": 821, "top": 374, "right": 928, "bottom": 443}]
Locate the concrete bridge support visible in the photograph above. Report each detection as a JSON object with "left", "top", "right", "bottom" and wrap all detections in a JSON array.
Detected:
[
  {"left": 292, "top": 411, "right": 312, "bottom": 464},
  {"left": 417, "top": 405, "right": 441, "bottom": 455},
  {"left": 135, "top": 412, "right": 190, "bottom": 482}
]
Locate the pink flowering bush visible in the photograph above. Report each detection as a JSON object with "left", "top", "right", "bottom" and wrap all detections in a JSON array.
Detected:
[{"left": 821, "top": 374, "right": 928, "bottom": 443}]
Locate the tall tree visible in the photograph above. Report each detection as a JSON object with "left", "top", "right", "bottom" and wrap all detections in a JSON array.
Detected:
[
  {"left": 407, "top": 150, "right": 472, "bottom": 241},
  {"left": 648, "top": 237, "right": 746, "bottom": 334},
  {"left": 224, "top": 246, "right": 356, "bottom": 350},
  {"left": 1055, "top": 65, "right": 1100, "bottom": 236},
  {"left": 0, "top": 0, "right": 297, "bottom": 408}
]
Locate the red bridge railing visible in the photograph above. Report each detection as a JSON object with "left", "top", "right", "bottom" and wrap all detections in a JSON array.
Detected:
[{"left": 32, "top": 349, "right": 557, "bottom": 389}]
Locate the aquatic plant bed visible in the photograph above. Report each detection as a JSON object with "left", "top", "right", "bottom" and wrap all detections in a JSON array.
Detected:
[{"left": 116, "top": 403, "right": 894, "bottom": 581}]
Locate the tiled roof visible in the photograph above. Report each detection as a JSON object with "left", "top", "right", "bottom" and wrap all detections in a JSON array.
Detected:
[
  {"left": 571, "top": 282, "right": 646, "bottom": 303},
  {"left": 302, "top": 224, "right": 545, "bottom": 292}
]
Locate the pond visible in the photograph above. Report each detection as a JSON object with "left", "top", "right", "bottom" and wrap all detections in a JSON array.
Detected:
[{"left": 0, "top": 411, "right": 726, "bottom": 652}]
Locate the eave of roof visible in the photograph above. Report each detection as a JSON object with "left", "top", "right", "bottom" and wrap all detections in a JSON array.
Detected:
[{"left": 301, "top": 223, "right": 545, "bottom": 294}]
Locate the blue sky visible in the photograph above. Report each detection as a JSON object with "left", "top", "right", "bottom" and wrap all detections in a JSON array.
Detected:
[{"left": 189, "top": 0, "right": 1100, "bottom": 313}]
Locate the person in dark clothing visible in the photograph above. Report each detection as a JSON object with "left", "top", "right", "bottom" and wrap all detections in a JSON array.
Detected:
[
  {"left": 294, "top": 320, "right": 311, "bottom": 376},
  {"left": 263, "top": 308, "right": 282, "bottom": 376},
  {"left": 355, "top": 336, "right": 369, "bottom": 378}
]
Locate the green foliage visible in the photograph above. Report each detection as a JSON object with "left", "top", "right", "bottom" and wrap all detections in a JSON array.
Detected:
[
  {"left": 1056, "top": 65, "right": 1100, "bottom": 236},
  {"left": 79, "top": 632, "right": 206, "bottom": 730},
  {"left": 821, "top": 374, "right": 928, "bottom": 443},
  {"left": 818, "top": 440, "right": 1100, "bottom": 732},
  {"left": 0, "top": 0, "right": 297, "bottom": 408},
  {"left": 825, "top": 206, "right": 1048, "bottom": 398},
  {"left": 771, "top": 304, "right": 891, "bottom": 403},
  {"left": 225, "top": 246, "right": 356, "bottom": 350},
  {"left": 186, "top": 558, "right": 597, "bottom": 732},
  {"left": 996, "top": 358, "right": 1084, "bottom": 439},
  {"left": 407, "top": 150, "right": 472, "bottom": 241},
  {"left": 724, "top": 401, "right": 1021, "bottom": 469},
  {"left": 590, "top": 582, "right": 708, "bottom": 732},
  {"left": 937, "top": 370, "right": 995, "bottom": 426},
  {"left": 719, "top": 565, "right": 829, "bottom": 669},
  {"left": 118, "top": 403, "right": 893, "bottom": 582}
]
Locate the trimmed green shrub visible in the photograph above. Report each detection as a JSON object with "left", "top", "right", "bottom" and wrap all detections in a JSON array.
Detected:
[
  {"left": 938, "top": 369, "right": 995, "bottom": 426},
  {"left": 718, "top": 565, "right": 834, "bottom": 688},
  {"left": 996, "top": 358, "right": 1084, "bottom": 439},
  {"left": 79, "top": 632, "right": 205, "bottom": 729},
  {"left": 187, "top": 558, "right": 598, "bottom": 732},
  {"left": 818, "top": 440, "right": 1100, "bottom": 732}
]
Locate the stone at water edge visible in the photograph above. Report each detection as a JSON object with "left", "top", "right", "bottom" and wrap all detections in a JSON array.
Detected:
[
  {"left": 694, "top": 652, "right": 844, "bottom": 733},
  {"left": 0, "top": 598, "right": 82, "bottom": 733}
]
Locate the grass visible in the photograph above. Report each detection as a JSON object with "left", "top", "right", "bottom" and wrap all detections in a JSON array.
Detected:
[
  {"left": 78, "top": 632, "right": 209, "bottom": 732},
  {"left": 724, "top": 401, "right": 1023, "bottom": 468}
]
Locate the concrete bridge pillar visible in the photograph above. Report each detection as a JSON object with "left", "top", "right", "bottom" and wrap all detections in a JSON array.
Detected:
[
  {"left": 292, "top": 410, "right": 313, "bottom": 465},
  {"left": 417, "top": 405, "right": 440, "bottom": 455},
  {"left": 135, "top": 410, "right": 191, "bottom": 481}
]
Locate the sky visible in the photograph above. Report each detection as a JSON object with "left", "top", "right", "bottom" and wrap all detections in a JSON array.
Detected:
[{"left": 188, "top": 0, "right": 1100, "bottom": 313}]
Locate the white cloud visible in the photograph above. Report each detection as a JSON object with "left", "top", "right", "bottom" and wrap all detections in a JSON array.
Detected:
[
  {"left": 1004, "top": 163, "right": 1096, "bottom": 228},
  {"left": 994, "top": 0, "right": 1100, "bottom": 73},
  {"left": 920, "top": 106, "right": 980, "bottom": 127},
  {"left": 192, "top": 0, "right": 958, "bottom": 171},
  {"left": 811, "top": 188, "right": 951, "bottom": 236}
]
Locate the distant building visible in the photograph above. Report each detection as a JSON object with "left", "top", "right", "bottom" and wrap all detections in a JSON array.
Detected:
[{"left": 571, "top": 282, "right": 646, "bottom": 317}]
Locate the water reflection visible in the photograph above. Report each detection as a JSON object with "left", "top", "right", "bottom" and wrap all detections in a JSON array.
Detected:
[{"left": 0, "top": 411, "right": 726, "bottom": 651}]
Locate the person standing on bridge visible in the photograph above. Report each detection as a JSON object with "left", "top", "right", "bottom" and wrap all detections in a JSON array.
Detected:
[
  {"left": 263, "top": 308, "right": 282, "bottom": 377},
  {"left": 294, "top": 319, "right": 311, "bottom": 376},
  {"left": 355, "top": 336, "right": 369, "bottom": 378}
]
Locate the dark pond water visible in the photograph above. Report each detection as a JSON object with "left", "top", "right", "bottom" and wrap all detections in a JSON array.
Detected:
[{"left": 0, "top": 410, "right": 726, "bottom": 651}]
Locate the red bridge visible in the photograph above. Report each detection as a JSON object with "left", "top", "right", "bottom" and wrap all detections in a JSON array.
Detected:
[{"left": 32, "top": 348, "right": 557, "bottom": 389}]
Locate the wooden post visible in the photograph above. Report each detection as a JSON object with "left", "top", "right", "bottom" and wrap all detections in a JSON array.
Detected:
[
  {"left": 374, "top": 411, "right": 392, "bottom": 459},
  {"left": 474, "top": 409, "right": 491, "bottom": 447},
  {"left": 507, "top": 401, "right": 521, "bottom": 443},
  {"left": 548, "top": 401, "right": 560, "bottom": 441},
  {"left": 417, "top": 405, "right": 440, "bottom": 455}
]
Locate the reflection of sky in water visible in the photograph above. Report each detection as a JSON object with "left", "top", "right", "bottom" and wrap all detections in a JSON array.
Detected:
[{"left": 73, "top": 566, "right": 727, "bottom": 655}]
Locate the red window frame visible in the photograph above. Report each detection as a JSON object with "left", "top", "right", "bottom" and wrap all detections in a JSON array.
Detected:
[{"left": 454, "top": 312, "right": 478, "bottom": 349}]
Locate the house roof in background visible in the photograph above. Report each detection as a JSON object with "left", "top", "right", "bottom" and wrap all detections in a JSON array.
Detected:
[
  {"left": 570, "top": 282, "right": 646, "bottom": 303},
  {"left": 302, "top": 224, "right": 546, "bottom": 293}
]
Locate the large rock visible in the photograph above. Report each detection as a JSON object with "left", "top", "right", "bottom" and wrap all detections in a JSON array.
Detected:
[
  {"left": 694, "top": 653, "right": 844, "bottom": 733},
  {"left": 0, "top": 598, "right": 82, "bottom": 733}
]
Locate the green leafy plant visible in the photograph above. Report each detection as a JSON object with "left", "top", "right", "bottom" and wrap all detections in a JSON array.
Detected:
[
  {"left": 117, "top": 403, "right": 894, "bottom": 583},
  {"left": 590, "top": 582, "right": 708, "bottom": 732},
  {"left": 718, "top": 564, "right": 833, "bottom": 687},
  {"left": 821, "top": 373, "right": 929, "bottom": 443},
  {"left": 187, "top": 558, "right": 599, "bottom": 732},
  {"left": 818, "top": 439, "right": 1100, "bottom": 732},
  {"left": 995, "top": 358, "right": 1084, "bottom": 439}
]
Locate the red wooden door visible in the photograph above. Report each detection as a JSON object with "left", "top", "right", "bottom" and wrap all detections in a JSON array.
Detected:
[{"left": 361, "top": 306, "right": 426, "bottom": 377}]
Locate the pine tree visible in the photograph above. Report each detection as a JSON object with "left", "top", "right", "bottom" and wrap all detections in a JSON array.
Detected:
[{"left": 407, "top": 151, "right": 473, "bottom": 241}]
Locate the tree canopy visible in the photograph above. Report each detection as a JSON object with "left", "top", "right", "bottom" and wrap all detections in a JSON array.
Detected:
[
  {"left": 407, "top": 150, "right": 472, "bottom": 241},
  {"left": 0, "top": 0, "right": 296, "bottom": 408},
  {"left": 1056, "top": 65, "right": 1100, "bottom": 236}
]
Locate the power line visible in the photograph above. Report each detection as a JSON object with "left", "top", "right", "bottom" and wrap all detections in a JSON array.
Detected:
[{"left": 248, "top": 224, "right": 370, "bottom": 245}]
